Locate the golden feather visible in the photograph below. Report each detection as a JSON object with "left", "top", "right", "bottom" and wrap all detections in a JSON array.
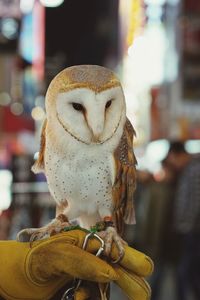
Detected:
[{"left": 112, "top": 118, "right": 137, "bottom": 235}]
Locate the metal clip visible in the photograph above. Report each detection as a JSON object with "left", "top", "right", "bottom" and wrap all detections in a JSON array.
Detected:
[
  {"left": 61, "top": 232, "right": 105, "bottom": 300},
  {"left": 92, "top": 233, "right": 105, "bottom": 257},
  {"left": 61, "top": 286, "right": 75, "bottom": 300}
]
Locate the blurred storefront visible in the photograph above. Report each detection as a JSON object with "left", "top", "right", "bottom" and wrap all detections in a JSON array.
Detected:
[
  {"left": 118, "top": 2, "right": 200, "bottom": 300},
  {"left": 0, "top": 0, "right": 48, "bottom": 237},
  {"left": 119, "top": 0, "right": 200, "bottom": 172},
  {"left": 0, "top": 1, "right": 200, "bottom": 299}
]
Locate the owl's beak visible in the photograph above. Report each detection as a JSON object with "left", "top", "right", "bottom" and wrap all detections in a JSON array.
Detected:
[
  {"left": 86, "top": 109, "right": 105, "bottom": 143},
  {"left": 91, "top": 133, "right": 101, "bottom": 143},
  {"left": 90, "top": 124, "right": 104, "bottom": 143}
]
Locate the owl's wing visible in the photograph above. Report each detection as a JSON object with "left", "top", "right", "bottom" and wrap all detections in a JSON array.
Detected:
[
  {"left": 31, "top": 119, "right": 47, "bottom": 174},
  {"left": 112, "top": 118, "right": 137, "bottom": 234}
]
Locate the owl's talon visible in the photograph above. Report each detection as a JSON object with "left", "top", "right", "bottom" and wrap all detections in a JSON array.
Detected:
[
  {"left": 111, "top": 249, "right": 125, "bottom": 264},
  {"left": 16, "top": 218, "right": 71, "bottom": 242},
  {"left": 17, "top": 228, "right": 39, "bottom": 242},
  {"left": 29, "top": 230, "right": 50, "bottom": 242},
  {"left": 98, "top": 226, "right": 126, "bottom": 262}
]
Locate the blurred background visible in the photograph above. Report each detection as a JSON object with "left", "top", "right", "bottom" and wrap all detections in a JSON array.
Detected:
[{"left": 0, "top": 0, "right": 200, "bottom": 299}]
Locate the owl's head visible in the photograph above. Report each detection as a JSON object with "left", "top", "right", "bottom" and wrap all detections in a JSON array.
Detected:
[{"left": 46, "top": 65, "right": 126, "bottom": 145}]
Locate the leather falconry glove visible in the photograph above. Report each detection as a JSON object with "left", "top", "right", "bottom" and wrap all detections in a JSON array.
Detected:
[{"left": 0, "top": 230, "right": 153, "bottom": 300}]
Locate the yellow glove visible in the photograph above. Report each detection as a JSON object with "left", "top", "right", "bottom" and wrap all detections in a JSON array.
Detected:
[
  {"left": 84, "top": 232, "right": 153, "bottom": 300},
  {"left": 0, "top": 230, "right": 153, "bottom": 300}
]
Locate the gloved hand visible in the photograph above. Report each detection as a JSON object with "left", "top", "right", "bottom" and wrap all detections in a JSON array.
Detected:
[{"left": 0, "top": 230, "right": 153, "bottom": 300}]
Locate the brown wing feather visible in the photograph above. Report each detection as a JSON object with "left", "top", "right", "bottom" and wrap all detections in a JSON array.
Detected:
[
  {"left": 32, "top": 119, "right": 47, "bottom": 173},
  {"left": 112, "top": 118, "right": 137, "bottom": 234}
]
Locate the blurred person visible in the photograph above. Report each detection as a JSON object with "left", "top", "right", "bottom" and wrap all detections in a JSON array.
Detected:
[
  {"left": 146, "top": 157, "right": 178, "bottom": 300},
  {"left": 130, "top": 159, "right": 178, "bottom": 300},
  {"left": 132, "top": 169, "right": 154, "bottom": 247},
  {"left": 167, "top": 141, "right": 200, "bottom": 300}
]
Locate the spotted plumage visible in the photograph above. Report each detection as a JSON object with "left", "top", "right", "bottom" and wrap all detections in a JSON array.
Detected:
[{"left": 18, "top": 65, "right": 137, "bottom": 257}]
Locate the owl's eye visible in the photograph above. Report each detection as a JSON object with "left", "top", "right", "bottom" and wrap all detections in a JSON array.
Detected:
[
  {"left": 72, "top": 103, "right": 85, "bottom": 112},
  {"left": 105, "top": 100, "right": 112, "bottom": 110}
]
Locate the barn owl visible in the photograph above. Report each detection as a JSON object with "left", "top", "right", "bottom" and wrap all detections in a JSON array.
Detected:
[{"left": 17, "top": 65, "right": 137, "bottom": 259}]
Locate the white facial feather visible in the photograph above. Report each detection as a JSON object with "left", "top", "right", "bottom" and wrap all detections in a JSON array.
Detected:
[{"left": 51, "top": 86, "right": 125, "bottom": 145}]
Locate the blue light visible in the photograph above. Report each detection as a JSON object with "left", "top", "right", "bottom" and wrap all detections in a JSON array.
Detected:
[{"left": 19, "top": 12, "right": 34, "bottom": 63}]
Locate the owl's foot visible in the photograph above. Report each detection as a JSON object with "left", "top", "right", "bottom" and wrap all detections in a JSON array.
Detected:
[
  {"left": 98, "top": 226, "right": 127, "bottom": 263},
  {"left": 17, "top": 214, "right": 70, "bottom": 242}
]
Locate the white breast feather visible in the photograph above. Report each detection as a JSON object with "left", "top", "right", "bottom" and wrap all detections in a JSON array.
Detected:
[{"left": 44, "top": 112, "right": 126, "bottom": 228}]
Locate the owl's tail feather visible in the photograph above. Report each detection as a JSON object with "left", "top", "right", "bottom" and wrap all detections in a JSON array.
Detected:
[
  {"left": 124, "top": 165, "right": 136, "bottom": 225},
  {"left": 123, "top": 205, "right": 136, "bottom": 225},
  {"left": 114, "top": 207, "right": 124, "bottom": 235}
]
